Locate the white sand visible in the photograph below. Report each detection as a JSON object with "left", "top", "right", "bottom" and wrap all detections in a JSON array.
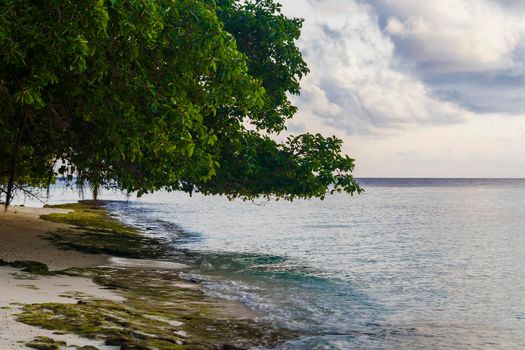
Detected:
[
  {"left": 0, "top": 206, "right": 118, "bottom": 349},
  {"left": 0, "top": 266, "right": 123, "bottom": 349}
]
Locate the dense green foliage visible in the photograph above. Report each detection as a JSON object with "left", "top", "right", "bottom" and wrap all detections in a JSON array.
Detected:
[{"left": 0, "top": 0, "right": 361, "bottom": 205}]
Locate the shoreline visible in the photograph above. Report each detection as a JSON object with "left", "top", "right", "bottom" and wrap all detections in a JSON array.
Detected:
[
  {"left": 0, "top": 206, "right": 109, "bottom": 270},
  {"left": 0, "top": 206, "right": 120, "bottom": 349},
  {"left": 0, "top": 203, "right": 290, "bottom": 349}
]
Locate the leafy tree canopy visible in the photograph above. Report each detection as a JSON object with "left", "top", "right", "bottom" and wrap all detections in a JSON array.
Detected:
[{"left": 0, "top": 0, "right": 362, "bottom": 206}]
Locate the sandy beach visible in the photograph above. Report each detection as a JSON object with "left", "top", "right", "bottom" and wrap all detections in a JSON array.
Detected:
[
  {"left": 0, "top": 206, "right": 120, "bottom": 349},
  {"left": 0, "top": 206, "right": 108, "bottom": 270},
  {"left": 0, "top": 204, "right": 283, "bottom": 350}
]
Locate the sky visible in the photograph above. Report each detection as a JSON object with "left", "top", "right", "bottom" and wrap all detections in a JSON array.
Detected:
[{"left": 279, "top": 0, "right": 525, "bottom": 177}]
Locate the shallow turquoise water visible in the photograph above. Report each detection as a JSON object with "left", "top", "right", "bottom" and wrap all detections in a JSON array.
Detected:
[{"left": 38, "top": 179, "right": 525, "bottom": 348}]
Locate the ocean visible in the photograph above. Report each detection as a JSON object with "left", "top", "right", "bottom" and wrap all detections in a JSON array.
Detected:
[{"left": 29, "top": 179, "right": 525, "bottom": 349}]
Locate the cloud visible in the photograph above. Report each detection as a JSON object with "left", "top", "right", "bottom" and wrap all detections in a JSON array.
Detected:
[
  {"left": 369, "top": 0, "right": 525, "bottom": 114},
  {"left": 279, "top": 0, "right": 525, "bottom": 128},
  {"left": 276, "top": 0, "right": 525, "bottom": 177},
  {"left": 492, "top": 0, "right": 525, "bottom": 12},
  {"left": 376, "top": 0, "right": 522, "bottom": 68},
  {"left": 281, "top": 0, "right": 471, "bottom": 135}
]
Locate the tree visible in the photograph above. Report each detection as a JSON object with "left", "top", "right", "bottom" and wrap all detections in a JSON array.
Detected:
[{"left": 0, "top": 0, "right": 362, "bottom": 207}]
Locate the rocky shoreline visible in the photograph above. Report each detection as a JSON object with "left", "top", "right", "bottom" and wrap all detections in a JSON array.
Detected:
[{"left": 0, "top": 203, "right": 294, "bottom": 350}]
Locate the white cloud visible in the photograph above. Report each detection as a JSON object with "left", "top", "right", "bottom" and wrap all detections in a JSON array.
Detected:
[
  {"left": 278, "top": 0, "right": 525, "bottom": 177},
  {"left": 368, "top": 0, "right": 525, "bottom": 114},
  {"left": 378, "top": 0, "right": 525, "bottom": 72},
  {"left": 281, "top": 0, "right": 471, "bottom": 135}
]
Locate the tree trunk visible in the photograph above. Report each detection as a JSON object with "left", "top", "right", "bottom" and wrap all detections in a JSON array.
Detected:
[{"left": 5, "top": 111, "right": 28, "bottom": 210}]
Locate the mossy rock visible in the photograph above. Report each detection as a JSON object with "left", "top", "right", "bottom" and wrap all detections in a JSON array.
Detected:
[
  {"left": 42, "top": 203, "right": 139, "bottom": 236},
  {"left": 18, "top": 267, "right": 296, "bottom": 349},
  {"left": 26, "top": 336, "right": 66, "bottom": 350},
  {"left": 18, "top": 203, "right": 298, "bottom": 348},
  {"left": 0, "top": 259, "right": 54, "bottom": 276},
  {"left": 45, "top": 229, "right": 167, "bottom": 259},
  {"left": 41, "top": 202, "right": 169, "bottom": 259}
]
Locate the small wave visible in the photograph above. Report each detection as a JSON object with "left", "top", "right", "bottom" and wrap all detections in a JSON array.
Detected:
[{"left": 178, "top": 271, "right": 282, "bottom": 321}]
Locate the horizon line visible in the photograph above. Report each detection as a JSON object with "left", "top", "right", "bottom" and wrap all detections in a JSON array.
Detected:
[{"left": 355, "top": 177, "right": 525, "bottom": 179}]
